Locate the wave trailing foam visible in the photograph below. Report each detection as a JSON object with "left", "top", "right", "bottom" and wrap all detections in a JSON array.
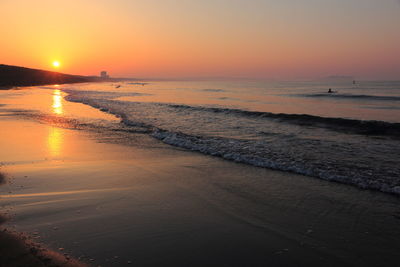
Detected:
[
  {"left": 64, "top": 89, "right": 400, "bottom": 196},
  {"left": 166, "top": 103, "right": 400, "bottom": 138}
]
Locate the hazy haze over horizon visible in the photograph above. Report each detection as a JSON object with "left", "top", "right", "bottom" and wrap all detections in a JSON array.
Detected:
[{"left": 1, "top": 0, "right": 399, "bottom": 80}]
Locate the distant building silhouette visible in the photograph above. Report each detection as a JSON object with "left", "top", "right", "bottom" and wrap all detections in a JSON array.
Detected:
[{"left": 100, "top": 71, "right": 109, "bottom": 79}]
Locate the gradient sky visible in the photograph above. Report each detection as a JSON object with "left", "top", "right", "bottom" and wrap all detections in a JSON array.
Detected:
[{"left": 1, "top": 0, "right": 399, "bottom": 79}]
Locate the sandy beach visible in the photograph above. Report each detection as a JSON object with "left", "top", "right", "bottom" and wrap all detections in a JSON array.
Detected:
[
  {"left": 2, "top": 0, "right": 400, "bottom": 265},
  {"left": 0, "top": 86, "right": 399, "bottom": 267}
]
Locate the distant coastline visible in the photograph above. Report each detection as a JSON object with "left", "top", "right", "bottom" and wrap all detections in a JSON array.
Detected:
[{"left": 0, "top": 64, "right": 135, "bottom": 89}]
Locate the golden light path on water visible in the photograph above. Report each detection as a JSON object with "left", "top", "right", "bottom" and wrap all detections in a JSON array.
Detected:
[
  {"left": 48, "top": 87, "right": 64, "bottom": 157},
  {"left": 52, "top": 88, "right": 63, "bottom": 115},
  {"left": 47, "top": 127, "right": 63, "bottom": 157}
]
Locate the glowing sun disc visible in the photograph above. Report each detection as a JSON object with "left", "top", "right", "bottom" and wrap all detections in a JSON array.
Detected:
[{"left": 52, "top": 61, "right": 60, "bottom": 68}]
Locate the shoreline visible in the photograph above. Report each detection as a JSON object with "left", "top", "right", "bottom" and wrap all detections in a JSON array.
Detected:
[
  {"left": 1, "top": 85, "right": 400, "bottom": 266},
  {"left": 3, "top": 117, "right": 400, "bottom": 266}
]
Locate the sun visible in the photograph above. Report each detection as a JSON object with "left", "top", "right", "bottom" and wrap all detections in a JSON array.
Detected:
[{"left": 52, "top": 61, "right": 60, "bottom": 68}]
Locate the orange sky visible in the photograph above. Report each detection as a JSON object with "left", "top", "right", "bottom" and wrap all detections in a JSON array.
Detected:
[{"left": 1, "top": 0, "right": 400, "bottom": 80}]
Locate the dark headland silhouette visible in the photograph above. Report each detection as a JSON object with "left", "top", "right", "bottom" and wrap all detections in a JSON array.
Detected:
[{"left": 0, "top": 64, "right": 134, "bottom": 89}]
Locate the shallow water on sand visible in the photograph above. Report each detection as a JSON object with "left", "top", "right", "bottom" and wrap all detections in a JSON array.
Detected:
[
  {"left": 3, "top": 82, "right": 400, "bottom": 195},
  {"left": 1, "top": 118, "right": 400, "bottom": 267},
  {"left": 1, "top": 86, "right": 400, "bottom": 266},
  {"left": 54, "top": 80, "right": 400, "bottom": 195}
]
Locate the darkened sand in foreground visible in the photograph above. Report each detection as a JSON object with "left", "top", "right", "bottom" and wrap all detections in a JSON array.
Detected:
[
  {"left": 0, "top": 174, "right": 86, "bottom": 266},
  {"left": 1, "top": 89, "right": 400, "bottom": 266}
]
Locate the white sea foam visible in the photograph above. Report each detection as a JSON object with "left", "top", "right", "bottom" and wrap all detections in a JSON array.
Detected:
[{"left": 64, "top": 86, "right": 400, "bottom": 196}]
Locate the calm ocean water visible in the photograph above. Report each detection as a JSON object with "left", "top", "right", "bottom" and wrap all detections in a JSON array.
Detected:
[{"left": 5, "top": 80, "right": 400, "bottom": 194}]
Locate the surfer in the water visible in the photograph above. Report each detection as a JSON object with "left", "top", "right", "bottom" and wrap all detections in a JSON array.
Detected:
[{"left": 328, "top": 88, "right": 333, "bottom": 93}]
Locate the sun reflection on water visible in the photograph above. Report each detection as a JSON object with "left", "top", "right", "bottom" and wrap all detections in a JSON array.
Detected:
[
  {"left": 52, "top": 89, "right": 63, "bottom": 115},
  {"left": 47, "top": 127, "right": 63, "bottom": 157}
]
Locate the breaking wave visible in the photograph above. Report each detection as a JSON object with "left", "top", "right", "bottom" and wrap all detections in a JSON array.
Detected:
[
  {"left": 166, "top": 104, "right": 400, "bottom": 138},
  {"left": 64, "top": 89, "right": 400, "bottom": 196}
]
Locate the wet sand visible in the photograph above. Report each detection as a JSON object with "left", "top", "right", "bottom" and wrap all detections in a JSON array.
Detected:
[
  {"left": 1, "top": 93, "right": 400, "bottom": 266},
  {"left": 0, "top": 224, "right": 86, "bottom": 267},
  {"left": 0, "top": 174, "right": 86, "bottom": 267}
]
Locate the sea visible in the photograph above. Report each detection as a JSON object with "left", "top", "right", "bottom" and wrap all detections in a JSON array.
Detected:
[{"left": 3, "top": 80, "right": 400, "bottom": 195}]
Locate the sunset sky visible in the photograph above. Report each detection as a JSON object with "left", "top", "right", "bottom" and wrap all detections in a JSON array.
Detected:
[{"left": 1, "top": 0, "right": 399, "bottom": 80}]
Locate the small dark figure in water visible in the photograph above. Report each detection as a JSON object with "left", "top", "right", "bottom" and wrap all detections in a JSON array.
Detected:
[{"left": 328, "top": 88, "right": 333, "bottom": 93}]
